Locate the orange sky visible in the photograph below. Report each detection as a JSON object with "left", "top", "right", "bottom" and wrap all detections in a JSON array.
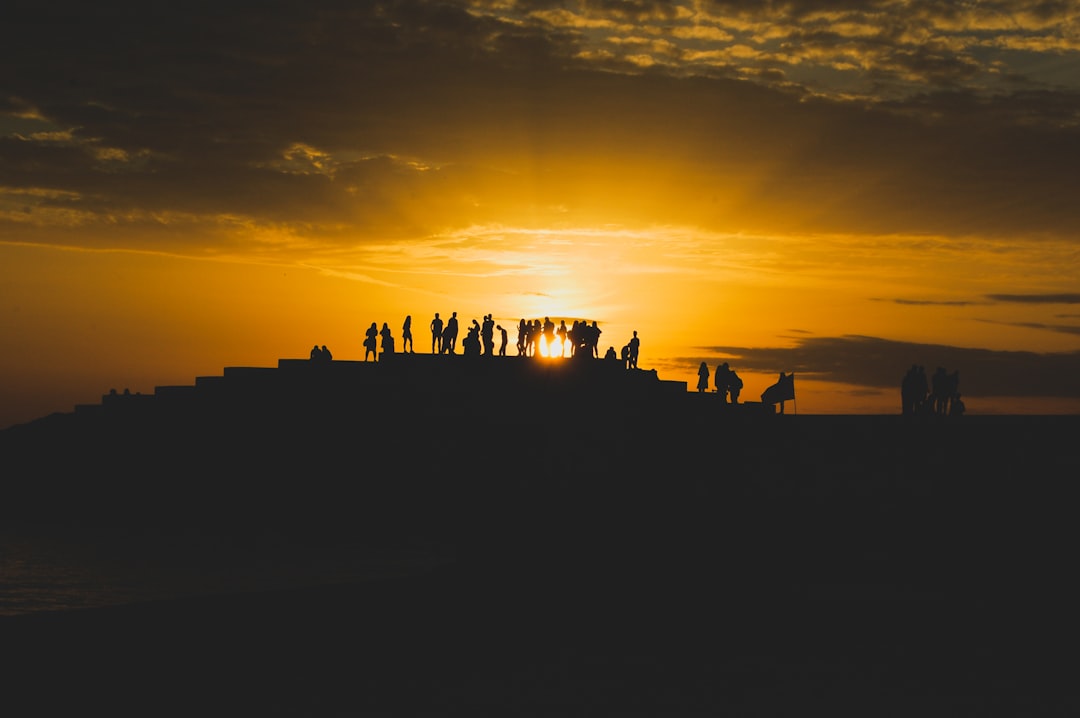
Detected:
[{"left": 3, "top": 1, "right": 1080, "bottom": 429}]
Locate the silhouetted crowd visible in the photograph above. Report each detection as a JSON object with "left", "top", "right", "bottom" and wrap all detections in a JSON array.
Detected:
[
  {"left": 309, "top": 312, "right": 644, "bottom": 369},
  {"left": 698, "top": 361, "right": 744, "bottom": 403},
  {"left": 902, "top": 364, "right": 965, "bottom": 416}
]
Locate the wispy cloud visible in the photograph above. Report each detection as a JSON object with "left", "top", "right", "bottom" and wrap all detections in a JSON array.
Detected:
[
  {"left": 878, "top": 298, "right": 983, "bottom": 306},
  {"left": 987, "top": 293, "right": 1080, "bottom": 304},
  {"left": 976, "top": 318, "right": 1080, "bottom": 336}
]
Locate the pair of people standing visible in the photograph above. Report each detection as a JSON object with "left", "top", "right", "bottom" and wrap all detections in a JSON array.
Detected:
[
  {"left": 430, "top": 312, "right": 460, "bottom": 354},
  {"left": 363, "top": 321, "right": 396, "bottom": 361},
  {"left": 620, "top": 331, "right": 640, "bottom": 369}
]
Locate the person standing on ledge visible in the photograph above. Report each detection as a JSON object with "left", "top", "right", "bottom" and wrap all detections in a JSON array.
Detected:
[
  {"left": 402, "top": 315, "right": 413, "bottom": 353},
  {"left": 430, "top": 312, "right": 443, "bottom": 354},
  {"left": 697, "top": 361, "right": 710, "bottom": 392},
  {"left": 379, "top": 322, "right": 395, "bottom": 358},
  {"left": 729, "top": 368, "right": 743, "bottom": 404},
  {"left": 497, "top": 324, "right": 508, "bottom": 356},
  {"left": 482, "top": 314, "right": 496, "bottom": 356},
  {"left": 714, "top": 362, "right": 731, "bottom": 402},
  {"left": 446, "top": 311, "right": 459, "bottom": 354},
  {"left": 628, "top": 330, "right": 640, "bottom": 369},
  {"left": 364, "top": 322, "right": 378, "bottom": 362}
]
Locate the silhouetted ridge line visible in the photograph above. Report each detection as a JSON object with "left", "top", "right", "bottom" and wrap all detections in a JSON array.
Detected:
[
  {"left": 0, "top": 351, "right": 782, "bottom": 526},
  {"left": 16, "top": 352, "right": 777, "bottom": 433}
]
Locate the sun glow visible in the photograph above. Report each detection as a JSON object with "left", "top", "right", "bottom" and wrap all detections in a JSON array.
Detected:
[{"left": 537, "top": 336, "right": 571, "bottom": 358}]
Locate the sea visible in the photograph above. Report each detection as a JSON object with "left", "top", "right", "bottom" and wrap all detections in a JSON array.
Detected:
[{"left": 0, "top": 520, "right": 447, "bottom": 616}]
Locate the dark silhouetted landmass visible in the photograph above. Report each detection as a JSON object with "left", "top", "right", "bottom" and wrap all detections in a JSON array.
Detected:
[{"left": 2, "top": 353, "right": 1079, "bottom": 715}]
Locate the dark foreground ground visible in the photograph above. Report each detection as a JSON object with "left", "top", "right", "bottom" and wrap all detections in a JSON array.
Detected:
[{"left": 3, "top": 409, "right": 1080, "bottom": 715}]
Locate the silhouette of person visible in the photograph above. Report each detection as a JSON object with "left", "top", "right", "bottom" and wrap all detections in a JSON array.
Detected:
[
  {"left": 321, "top": 345, "right": 332, "bottom": 362},
  {"left": 557, "top": 320, "right": 568, "bottom": 358},
  {"left": 901, "top": 364, "right": 917, "bottom": 415},
  {"left": 621, "top": 344, "right": 631, "bottom": 369},
  {"left": 627, "top": 331, "right": 640, "bottom": 369},
  {"left": 714, "top": 362, "right": 730, "bottom": 401},
  {"left": 402, "top": 315, "right": 413, "bottom": 353},
  {"left": 728, "top": 369, "right": 742, "bottom": 404},
  {"left": 516, "top": 319, "right": 528, "bottom": 356},
  {"left": 463, "top": 320, "right": 481, "bottom": 356},
  {"left": 542, "top": 317, "right": 555, "bottom": 356},
  {"left": 917, "top": 366, "right": 929, "bottom": 413},
  {"left": 364, "top": 322, "right": 379, "bottom": 361},
  {"left": 497, "top": 324, "right": 508, "bottom": 356},
  {"left": 310, "top": 344, "right": 322, "bottom": 361},
  {"left": 482, "top": 314, "right": 495, "bottom": 356},
  {"left": 951, "top": 393, "right": 966, "bottom": 416},
  {"left": 604, "top": 346, "right": 618, "bottom": 361},
  {"left": 529, "top": 319, "right": 541, "bottom": 356},
  {"left": 380, "top": 322, "right": 394, "bottom": 357},
  {"left": 697, "top": 362, "right": 710, "bottom": 392},
  {"left": 441, "top": 323, "right": 454, "bottom": 354},
  {"left": 590, "top": 321, "right": 602, "bottom": 358},
  {"left": 446, "top": 312, "right": 459, "bottom": 354},
  {"left": 931, "top": 367, "right": 949, "bottom": 416},
  {"left": 430, "top": 313, "right": 444, "bottom": 354}
]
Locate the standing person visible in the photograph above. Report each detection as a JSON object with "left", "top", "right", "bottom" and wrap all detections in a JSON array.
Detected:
[
  {"left": 402, "top": 315, "right": 413, "bottom": 353},
  {"left": 497, "top": 324, "right": 508, "bottom": 356},
  {"left": 715, "top": 362, "right": 730, "bottom": 402},
  {"left": 901, "top": 364, "right": 915, "bottom": 415},
  {"left": 430, "top": 312, "right": 443, "bottom": 354},
  {"left": 529, "top": 319, "right": 541, "bottom": 356},
  {"left": 446, "top": 312, "right": 459, "bottom": 354},
  {"left": 728, "top": 369, "right": 743, "bottom": 404},
  {"left": 542, "top": 317, "right": 555, "bottom": 356},
  {"left": 697, "top": 362, "right": 710, "bottom": 392},
  {"left": 441, "top": 323, "right": 454, "bottom": 354},
  {"left": 628, "top": 330, "right": 640, "bottom": 369},
  {"left": 516, "top": 319, "right": 528, "bottom": 356},
  {"left": 379, "top": 322, "right": 394, "bottom": 358},
  {"left": 364, "top": 322, "right": 379, "bottom": 362},
  {"left": 590, "top": 321, "right": 602, "bottom": 358},
  {"left": 482, "top": 314, "right": 495, "bottom": 356}
]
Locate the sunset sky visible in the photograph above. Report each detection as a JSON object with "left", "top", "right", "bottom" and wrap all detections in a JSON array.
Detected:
[{"left": 3, "top": 0, "right": 1080, "bottom": 428}]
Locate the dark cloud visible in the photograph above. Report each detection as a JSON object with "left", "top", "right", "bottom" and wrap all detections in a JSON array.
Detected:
[
  {"left": 4, "top": 0, "right": 1080, "bottom": 248},
  {"left": 976, "top": 319, "right": 1080, "bottom": 337},
  {"left": 987, "top": 293, "right": 1080, "bottom": 304},
  {"left": 881, "top": 298, "right": 981, "bottom": 306},
  {"left": 689, "top": 335, "right": 1080, "bottom": 398}
]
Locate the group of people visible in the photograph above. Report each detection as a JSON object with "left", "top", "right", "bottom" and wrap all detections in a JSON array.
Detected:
[
  {"left": 901, "top": 364, "right": 965, "bottom": 416},
  {"left": 350, "top": 311, "right": 643, "bottom": 368},
  {"left": 426, "top": 311, "right": 505, "bottom": 357},
  {"left": 513, "top": 317, "right": 607, "bottom": 359},
  {"left": 363, "top": 321, "right": 401, "bottom": 361},
  {"left": 309, "top": 344, "right": 333, "bottom": 363},
  {"left": 697, "top": 361, "right": 743, "bottom": 402}
]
